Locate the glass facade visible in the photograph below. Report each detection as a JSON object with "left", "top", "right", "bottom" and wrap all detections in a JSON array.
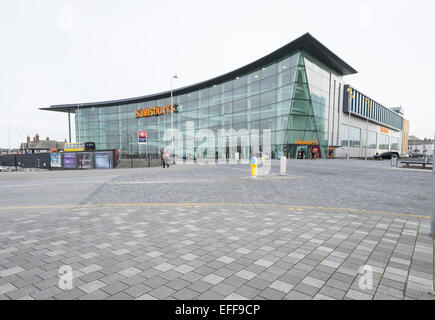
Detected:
[
  {"left": 76, "top": 49, "right": 339, "bottom": 160},
  {"left": 391, "top": 137, "right": 399, "bottom": 151},
  {"left": 341, "top": 124, "right": 361, "bottom": 148},
  {"left": 379, "top": 134, "right": 390, "bottom": 150}
]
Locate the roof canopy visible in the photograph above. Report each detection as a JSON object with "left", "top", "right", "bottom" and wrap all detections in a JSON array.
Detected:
[{"left": 41, "top": 33, "right": 357, "bottom": 113}]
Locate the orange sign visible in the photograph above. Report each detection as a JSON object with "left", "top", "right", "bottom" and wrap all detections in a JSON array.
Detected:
[
  {"left": 295, "top": 140, "right": 319, "bottom": 145},
  {"left": 135, "top": 105, "right": 175, "bottom": 118},
  {"left": 380, "top": 127, "right": 389, "bottom": 134}
]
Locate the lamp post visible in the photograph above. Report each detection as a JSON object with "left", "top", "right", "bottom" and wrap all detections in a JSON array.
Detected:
[
  {"left": 8, "top": 123, "right": 12, "bottom": 154},
  {"left": 365, "top": 98, "right": 373, "bottom": 160},
  {"left": 346, "top": 87, "right": 355, "bottom": 160},
  {"left": 77, "top": 104, "right": 81, "bottom": 143},
  {"left": 170, "top": 74, "right": 178, "bottom": 157},
  {"left": 431, "top": 130, "right": 435, "bottom": 237}
]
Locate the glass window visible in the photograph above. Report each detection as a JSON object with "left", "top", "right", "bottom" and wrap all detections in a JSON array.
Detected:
[
  {"left": 261, "top": 75, "right": 277, "bottom": 92},
  {"left": 233, "top": 86, "right": 247, "bottom": 101},
  {"left": 391, "top": 137, "right": 399, "bottom": 151},
  {"left": 222, "top": 81, "right": 233, "bottom": 92},
  {"left": 260, "top": 118, "right": 274, "bottom": 131},
  {"left": 233, "top": 76, "right": 248, "bottom": 89},
  {"left": 208, "top": 105, "right": 222, "bottom": 117},
  {"left": 209, "top": 94, "right": 221, "bottom": 107},
  {"left": 276, "top": 100, "right": 292, "bottom": 117},
  {"left": 248, "top": 95, "right": 260, "bottom": 109},
  {"left": 223, "top": 103, "right": 232, "bottom": 115},
  {"left": 247, "top": 81, "right": 261, "bottom": 96},
  {"left": 277, "top": 85, "right": 293, "bottom": 102},
  {"left": 291, "top": 100, "right": 311, "bottom": 115},
  {"left": 197, "top": 107, "right": 208, "bottom": 118},
  {"left": 277, "top": 57, "right": 291, "bottom": 72},
  {"left": 248, "top": 71, "right": 261, "bottom": 84},
  {"left": 260, "top": 90, "right": 276, "bottom": 106},
  {"left": 249, "top": 120, "right": 260, "bottom": 130},
  {"left": 261, "top": 64, "right": 277, "bottom": 79},
  {"left": 198, "top": 98, "right": 208, "bottom": 109},
  {"left": 278, "top": 66, "right": 297, "bottom": 87},
  {"left": 248, "top": 107, "right": 261, "bottom": 122},
  {"left": 209, "top": 84, "right": 221, "bottom": 96},
  {"left": 367, "top": 131, "right": 377, "bottom": 149},
  {"left": 198, "top": 88, "right": 208, "bottom": 99},
  {"left": 186, "top": 92, "right": 198, "bottom": 101},
  {"left": 341, "top": 124, "right": 361, "bottom": 148},
  {"left": 295, "top": 67, "right": 308, "bottom": 83},
  {"left": 379, "top": 134, "right": 390, "bottom": 150},
  {"left": 293, "top": 83, "right": 310, "bottom": 100},
  {"left": 261, "top": 104, "right": 275, "bottom": 119},
  {"left": 222, "top": 91, "right": 232, "bottom": 104},
  {"left": 232, "top": 111, "right": 246, "bottom": 124},
  {"left": 276, "top": 116, "right": 289, "bottom": 131},
  {"left": 233, "top": 98, "right": 247, "bottom": 113}
]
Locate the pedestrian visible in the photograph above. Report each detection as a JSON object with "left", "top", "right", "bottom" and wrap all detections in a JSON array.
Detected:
[
  {"left": 160, "top": 149, "right": 166, "bottom": 168},
  {"left": 163, "top": 149, "right": 170, "bottom": 168},
  {"left": 311, "top": 148, "right": 315, "bottom": 160}
]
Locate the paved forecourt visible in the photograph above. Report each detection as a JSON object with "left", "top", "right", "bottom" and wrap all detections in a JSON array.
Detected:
[{"left": 0, "top": 160, "right": 433, "bottom": 300}]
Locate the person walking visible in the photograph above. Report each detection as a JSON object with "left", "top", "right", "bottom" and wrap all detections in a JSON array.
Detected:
[
  {"left": 161, "top": 149, "right": 166, "bottom": 168},
  {"left": 163, "top": 149, "right": 170, "bottom": 168}
]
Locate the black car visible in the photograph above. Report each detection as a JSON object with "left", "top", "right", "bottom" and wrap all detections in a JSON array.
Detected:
[{"left": 374, "top": 152, "right": 400, "bottom": 160}]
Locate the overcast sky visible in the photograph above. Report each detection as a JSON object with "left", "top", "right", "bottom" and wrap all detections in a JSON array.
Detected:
[{"left": 1, "top": 0, "right": 434, "bottom": 149}]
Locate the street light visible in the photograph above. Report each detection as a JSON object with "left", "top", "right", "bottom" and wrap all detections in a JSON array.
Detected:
[
  {"left": 346, "top": 87, "right": 355, "bottom": 160},
  {"left": 77, "top": 104, "right": 81, "bottom": 143},
  {"left": 431, "top": 129, "right": 435, "bottom": 237},
  {"left": 8, "top": 123, "right": 12, "bottom": 154},
  {"left": 170, "top": 74, "right": 178, "bottom": 157},
  {"left": 365, "top": 98, "right": 373, "bottom": 160}
]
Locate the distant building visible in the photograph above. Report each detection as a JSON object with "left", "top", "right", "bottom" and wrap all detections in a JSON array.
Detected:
[
  {"left": 0, "top": 148, "right": 19, "bottom": 155},
  {"left": 19, "top": 134, "right": 66, "bottom": 154},
  {"left": 408, "top": 136, "right": 434, "bottom": 156}
]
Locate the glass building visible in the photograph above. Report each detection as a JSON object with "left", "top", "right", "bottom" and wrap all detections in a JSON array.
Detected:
[{"left": 42, "top": 33, "right": 406, "bottom": 160}]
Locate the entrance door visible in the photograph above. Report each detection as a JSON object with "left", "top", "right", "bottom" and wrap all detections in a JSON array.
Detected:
[
  {"left": 296, "top": 146, "right": 308, "bottom": 159},
  {"left": 310, "top": 145, "right": 321, "bottom": 159}
]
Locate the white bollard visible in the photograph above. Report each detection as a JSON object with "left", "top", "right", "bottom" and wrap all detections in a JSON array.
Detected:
[{"left": 280, "top": 156, "right": 287, "bottom": 176}]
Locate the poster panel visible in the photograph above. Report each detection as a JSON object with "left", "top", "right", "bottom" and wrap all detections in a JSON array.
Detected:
[
  {"left": 77, "top": 152, "right": 93, "bottom": 169},
  {"left": 95, "top": 152, "right": 111, "bottom": 169},
  {"left": 63, "top": 153, "right": 77, "bottom": 169},
  {"left": 50, "top": 153, "right": 62, "bottom": 168}
]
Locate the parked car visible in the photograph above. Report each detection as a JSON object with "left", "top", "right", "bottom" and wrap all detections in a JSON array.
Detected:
[
  {"left": 374, "top": 152, "right": 400, "bottom": 160},
  {"left": 408, "top": 150, "right": 422, "bottom": 158},
  {"left": 399, "top": 153, "right": 410, "bottom": 158}
]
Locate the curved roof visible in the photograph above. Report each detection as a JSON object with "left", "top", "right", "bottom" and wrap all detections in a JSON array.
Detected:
[{"left": 41, "top": 33, "right": 357, "bottom": 113}]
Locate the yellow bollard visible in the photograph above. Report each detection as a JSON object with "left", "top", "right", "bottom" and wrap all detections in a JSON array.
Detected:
[{"left": 250, "top": 157, "right": 258, "bottom": 178}]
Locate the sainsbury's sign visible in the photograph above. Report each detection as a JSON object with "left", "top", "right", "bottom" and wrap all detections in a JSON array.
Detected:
[{"left": 135, "top": 105, "right": 175, "bottom": 118}]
